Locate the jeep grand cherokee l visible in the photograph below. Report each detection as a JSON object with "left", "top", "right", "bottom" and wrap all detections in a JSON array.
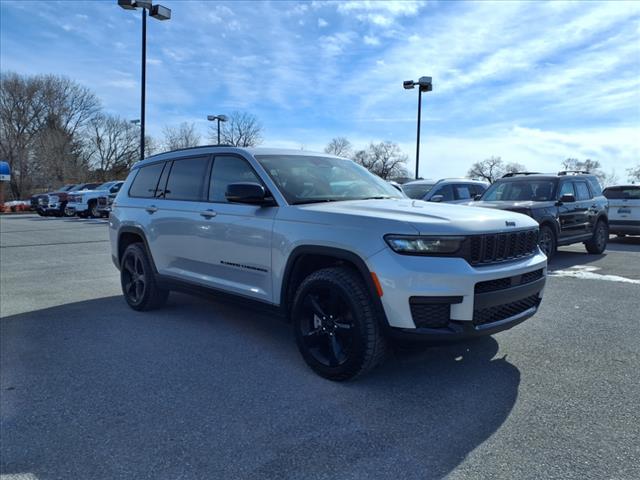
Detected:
[
  {"left": 109, "top": 147, "right": 547, "bottom": 380},
  {"left": 472, "top": 171, "right": 609, "bottom": 259}
]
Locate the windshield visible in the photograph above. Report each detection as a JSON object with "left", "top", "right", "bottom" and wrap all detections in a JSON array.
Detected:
[
  {"left": 96, "top": 182, "right": 115, "bottom": 190},
  {"left": 402, "top": 183, "right": 435, "bottom": 199},
  {"left": 483, "top": 180, "right": 556, "bottom": 201},
  {"left": 255, "top": 155, "right": 403, "bottom": 204}
]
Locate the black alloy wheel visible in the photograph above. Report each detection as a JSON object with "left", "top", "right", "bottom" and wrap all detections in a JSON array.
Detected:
[
  {"left": 292, "top": 267, "right": 387, "bottom": 381},
  {"left": 538, "top": 225, "right": 556, "bottom": 259},
  {"left": 298, "top": 286, "right": 355, "bottom": 368},
  {"left": 120, "top": 243, "right": 169, "bottom": 311},
  {"left": 585, "top": 220, "right": 608, "bottom": 254}
]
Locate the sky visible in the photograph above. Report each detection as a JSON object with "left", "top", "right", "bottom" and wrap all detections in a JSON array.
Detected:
[{"left": 1, "top": 0, "right": 639, "bottom": 180}]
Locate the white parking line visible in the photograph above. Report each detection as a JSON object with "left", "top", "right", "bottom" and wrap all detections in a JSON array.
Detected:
[{"left": 549, "top": 265, "right": 640, "bottom": 284}]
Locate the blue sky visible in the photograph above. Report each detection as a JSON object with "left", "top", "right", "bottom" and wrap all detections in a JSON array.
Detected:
[{"left": 1, "top": 0, "right": 639, "bottom": 179}]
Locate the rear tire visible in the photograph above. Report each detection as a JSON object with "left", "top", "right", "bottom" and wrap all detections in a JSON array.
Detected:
[
  {"left": 585, "top": 220, "right": 608, "bottom": 254},
  {"left": 538, "top": 224, "right": 556, "bottom": 259},
  {"left": 120, "top": 243, "right": 169, "bottom": 311},
  {"left": 292, "top": 267, "right": 387, "bottom": 381}
]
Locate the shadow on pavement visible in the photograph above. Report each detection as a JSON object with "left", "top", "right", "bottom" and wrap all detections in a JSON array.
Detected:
[
  {"left": 1, "top": 294, "right": 519, "bottom": 480},
  {"left": 606, "top": 235, "right": 640, "bottom": 252}
]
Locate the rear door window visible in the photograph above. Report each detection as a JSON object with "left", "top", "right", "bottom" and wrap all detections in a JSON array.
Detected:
[
  {"left": 164, "top": 156, "right": 211, "bottom": 201},
  {"left": 129, "top": 162, "right": 165, "bottom": 198},
  {"left": 574, "top": 181, "right": 592, "bottom": 201}
]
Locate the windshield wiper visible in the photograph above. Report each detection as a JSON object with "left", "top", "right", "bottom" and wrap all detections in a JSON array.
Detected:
[
  {"left": 291, "top": 199, "right": 340, "bottom": 205},
  {"left": 360, "top": 196, "right": 393, "bottom": 200}
]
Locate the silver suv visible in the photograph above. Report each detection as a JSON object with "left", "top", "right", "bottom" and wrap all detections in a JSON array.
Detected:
[
  {"left": 109, "top": 147, "right": 547, "bottom": 380},
  {"left": 403, "top": 178, "right": 489, "bottom": 203}
]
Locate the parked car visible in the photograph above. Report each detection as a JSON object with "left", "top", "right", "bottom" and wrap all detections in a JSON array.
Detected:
[
  {"left": 402, "top": 178, "right": 488, "bottom": 203},
  {"left": 96, "top": 193, "right": 117, "bottom": 218},
  {"left": 30, "top": 184, "right": 78, "bottom": 216},
  {"left": 603, "top": 185, "right": 640, "bottom": 236},
  {"left": 67, "top": 181, "right": 124, "bottom": 218},
  {"left": 109, "top": 146, "right": 546, "bottom": 380},
  {"left": 471, "top": 171, "right": 609, "bottom": 258}
]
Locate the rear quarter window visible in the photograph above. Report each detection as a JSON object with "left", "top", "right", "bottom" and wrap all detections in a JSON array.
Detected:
[
  {"left": 586, "top": 176, "right": 603, "bottom": 196},
  {"left": 128, "top": 162, "right": 165, "bottom": 198}
]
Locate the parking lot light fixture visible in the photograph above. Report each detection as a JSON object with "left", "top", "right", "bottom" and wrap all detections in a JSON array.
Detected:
[
  {"left": 207, "top": 115, "right": 228, "bottom": 145},
  {"left": 403, "top": 76, "right": 433, "bottom": 179},
  {"left": 117, "top": 0, "right": 171, "bottom": 160}
]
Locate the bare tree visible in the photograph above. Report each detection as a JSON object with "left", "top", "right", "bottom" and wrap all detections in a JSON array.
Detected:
[
  {"left": 561, "top": 158, "right": 610, "bottom": 184},
  {"left": 162, "top": 122, "right": 201, "bottom": 151},
  {"left": 467, "top": 157, "right": 528, "bottom": 182},
  {"left": 325, "top": 137, "right": 352, "bottom": 157},
  {"left": 353, "top": 141, "right": 408, "bottom": 180},
  {"left": 627, "top": 164, "right": 640, "bottom": 183},
  {"left": 84, "top": 114, "right": 139, "bottom": 181},
  {"left": 0, "top": 72, "right": 100, "bottom": 197},
  {"left": 209, "top": 111, "right": 263, "bottom": 147}
]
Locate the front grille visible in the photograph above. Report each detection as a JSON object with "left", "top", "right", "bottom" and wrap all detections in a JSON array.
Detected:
[
  {"left": 97, "top": 197, "right": 108, "bottom": 207},
  {"left": 473, "top": 294, "right": 540, "bottom": 326},
  {"left": 469, "top": 229, "right": 538, "bottom": 265},
  {"left": 475, "top": 268, "right": 544, "bottom": 294},
  {"left": 409, "top": 302, "right": 451, "bottom": 329}
]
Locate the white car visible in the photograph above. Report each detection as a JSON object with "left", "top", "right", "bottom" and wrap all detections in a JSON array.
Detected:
[
  {"left": 603, "top": 185, "right": 640, "bottom": 236},
  {"left": 66, "top": 181, "right": 124, "bottom": 218}
]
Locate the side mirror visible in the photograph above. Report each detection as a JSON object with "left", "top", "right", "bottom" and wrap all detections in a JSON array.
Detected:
[
  {"left": 430, "top": 194, "right": 443, "bottom": 203},
  {"left": 473, "top": 194, "right": 482, "bottom": 201},
  {"left": 225, "top": 182, "right": 273, "bottom": 205},
  {"left": 559, "top": 193, "right": 576, "bottom": 203}
]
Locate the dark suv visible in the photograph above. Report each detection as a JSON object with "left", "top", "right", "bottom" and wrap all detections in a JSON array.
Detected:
[{"left": 472, "top": 171, "right": 609, "bottom": 258}]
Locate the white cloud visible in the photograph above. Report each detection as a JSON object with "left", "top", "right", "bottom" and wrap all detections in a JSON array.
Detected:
[
  {"left": 363, "top": 35, "right": 380, "bottom": 46},
  {"left": 319, "top": 32, "right": 356, "bottom": 57},
  {"left": 318, "top": 18, "right": 329, "bottom": 28}
]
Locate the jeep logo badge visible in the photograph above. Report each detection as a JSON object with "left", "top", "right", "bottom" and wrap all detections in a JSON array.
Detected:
[{"left": 505, "top": 221, "right": 516, "bottom": 227}]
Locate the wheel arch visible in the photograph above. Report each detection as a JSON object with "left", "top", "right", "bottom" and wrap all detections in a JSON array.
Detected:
[
  {"left": 280, "top": 245, "right": 389, "bottom": 327},
  {"left": 117, "top": 226, "right": 158, "bottom": 274}
]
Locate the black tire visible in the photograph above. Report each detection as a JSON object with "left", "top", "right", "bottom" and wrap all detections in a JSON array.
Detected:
[
  {"left": 88, "top": 200, "right": 99, "bottom": 218},
  {"left": 63, "top": 207, "right": 74, "bottom": 217},
  {"left": 36, "top": 210, "right": 45, "bottom": 217},
  {"left": 538, "top": 224, "right": 557, "bottom": 259},
  {"left": 585, "top": 220, "right": 608, "bottom": 254},
  {"left": 120, "top": 243, "right": 169, "bottom": 311},
  {"left": 292, "top": 267, "right": 387, "bottom": 381}
]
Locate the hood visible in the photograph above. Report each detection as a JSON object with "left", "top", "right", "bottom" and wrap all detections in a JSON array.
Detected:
[
  {"left": 472, "top": 200, "right": 555, "bottom": 211},
  {"left": 296, "top": 198, "right": 538, "bottom": 235}
]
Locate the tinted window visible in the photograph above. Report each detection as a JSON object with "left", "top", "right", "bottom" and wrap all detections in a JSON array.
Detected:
[
  {"left": 603, "top": 186, "right": 640, "bottom": 200},
  {"left": 483, "top": 180, "right": 556, "bottom": 201},
  {"left": 210, "top": 156, "right": 262, "bottom": 203},
  {"left": 574, "top": 182, "right": 591, "bottom": 201},
  {"left": 454, "top": 184, "right": 472, "bottom": 200},
  {"left": 403, "top": 183, "right": 435, "bottom": 199},
  {"left": 558, "top": 182, "right": 575, "bottom": 198},
  {"left": 129, "top": 162, "right": 165, "bottom": 198},
  {"left": 110, "top": 183, "right": 123, "bottom": 193},
  {"left": 155, "top": 162, "right": 170, "bottom": 198},
  {"left": 165, "top": 156, "right": 210, "bottom": 201},
  {"left": 470, "top": 184, "right": 487, "bottom": 197},
  {"left": 586, "top": 176, "right": 602, "bottom": 196},
  {"left": 432, "top": 184, "right": 454, "bottom": 201}
]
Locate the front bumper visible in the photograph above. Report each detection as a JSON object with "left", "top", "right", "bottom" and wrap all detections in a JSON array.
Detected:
[
  {"left": 367, "top": 247, "right": 547, "bottom": 338},
  {"left": 66, "top": 202, "right": 88, "bottom": 215}
]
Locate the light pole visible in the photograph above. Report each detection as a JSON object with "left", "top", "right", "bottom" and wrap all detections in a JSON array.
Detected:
[
  {"left": 207, "top": 115, "right": 228, "bottom": 145},
  {"left": 403, "top": 76, "right": 432, "bottom": 179},
  {"left": 118, "top": 0, "right": 171, "bottom": 160}
]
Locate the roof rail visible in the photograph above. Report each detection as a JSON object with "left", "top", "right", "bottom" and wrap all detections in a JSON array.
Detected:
[
  {"left": 558, "top": 170, "right": 590, "bottom": 176},
  {"left": 502, "top": 172, "right": 541, "bottom": 178},
  {"left": 143, "top": 144, "right": 238, "bottom": 160}
]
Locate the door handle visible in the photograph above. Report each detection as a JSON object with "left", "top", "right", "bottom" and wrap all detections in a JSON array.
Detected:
[
  {"left": 200, "top": 209, "right": 217, "bottom": 218},
  {"left": 145, "top": 205, "right": 158, "bottom": 214}
]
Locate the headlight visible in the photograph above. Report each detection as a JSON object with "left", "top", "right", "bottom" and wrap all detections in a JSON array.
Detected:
[{"left": 384, "top": 235, "right": 465, "bottom": 255}]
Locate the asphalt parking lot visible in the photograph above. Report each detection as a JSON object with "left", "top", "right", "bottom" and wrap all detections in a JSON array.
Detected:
[{"left": 1, "top": 214, "right": 639, "bottom": 480}]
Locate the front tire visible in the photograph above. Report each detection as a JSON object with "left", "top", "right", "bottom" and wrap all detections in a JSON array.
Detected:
[
  {"left": 292, "top": 267, "right": 387, "bottom": 381},
  {"left": 585, "top": 220, "right": 608, "bottom": 254},
  {"left": 88, "top": 200, "right": 99, "bottom": 218},
  {"left": 120, "top": 243, "right": 169, "bottom": 311},
  {"left": 538, "top": 224, "right": 557, "bottom": 259}
]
